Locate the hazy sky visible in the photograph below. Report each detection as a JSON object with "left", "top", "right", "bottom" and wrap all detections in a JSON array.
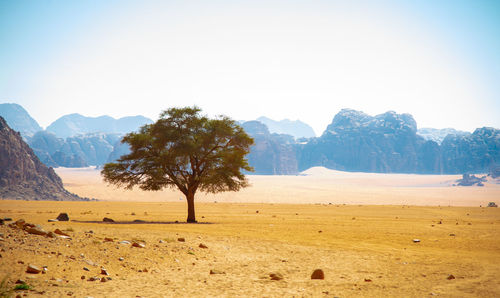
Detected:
[{"left": 1, "top": 0, "right": 499, "bottom": 135}]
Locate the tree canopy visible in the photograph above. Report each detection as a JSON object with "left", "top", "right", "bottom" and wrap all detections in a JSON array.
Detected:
[{"left": 101, "top": 107, "right": 254, "bottom": 222}]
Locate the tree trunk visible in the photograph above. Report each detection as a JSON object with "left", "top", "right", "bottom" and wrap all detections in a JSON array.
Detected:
[{"left": 186, "top": 190, "right": 197, "bottom": 223}]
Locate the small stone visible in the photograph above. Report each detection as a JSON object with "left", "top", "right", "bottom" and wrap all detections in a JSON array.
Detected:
[
  {"left": 447, "top": 274, "right": 455, "bottom": 280},
  {"left": 4, "top": 217, "right": 12, "bottom": 221},
  {"left": 449, "top": 233, "right": 456, "bottom": 236},
  {"left": 26, "top": 264, "right": 42, "bottom": 274},
  {"left": 15, "top": 279, "right": 26, "bottom": 284},
  {"left": 118, "top": 257, "right": 124, "bottom": 261},
  {"left": 81, "top": 276, "right": 85, "bottom": 280},
  {"left": 364, "top": 278, "right": 372, "bottom": 282},
  {"left": 83, "top": 267, "right": 90, "bottom": 271},
  {"left": 54, "top": 229, "right": 69, "bottom": 236},
  {"left": 14, "top": 219, "right": 26, "bottom": 228},
  {"left": 87, "top": 277, "right": 98, "bottom": 281},
  {"left": 104, "top": 237, "right": 113, "bottom": 242},
  {"left": 413, "top": 239, "right": 420, "bottom": 243},
  {"left": 46, "top": 232, "right": 56, "bottom": 238},
  {"left": 100, "top": 277, "right": 107, "bottom": 282},
  {"left": 132, "top": 242, "right": 145, "bottom": 248},
  {"left": 100, "top": 268, "right": 109, "bottom": 276},
  {"left": 269, "top": 272, "right": 283, "bottom": 280},
  {"left": 209, "top": 269, "right": 225, "bottom": 275},
  {"left": 119, "top": 241, "right": 130, "bottom": 245},
  {"left": 177, "top": 238, "right": 185, "bottom": 242},
  {"left": 199, "top": 243, "right": 208, "bottom": 249},
  {"left": 48, "top": 219, "right": 58, "bottom": 222},
  {"left": 56, "top": 213, "right": 69, "bottom": 221},
  {"left": 159, "top": 240, "right": 164, "bottom": 243},
  {"left": 311, "top": 269, "right": 325, "bottom": 280},
  {"left": 27, "top": 226, "right": 47, "bottom": 236},
  {"left": 102, "top": 217, "right": 114, "bottom": 223}
]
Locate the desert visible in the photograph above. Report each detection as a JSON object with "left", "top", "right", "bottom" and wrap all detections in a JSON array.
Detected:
[{"left": 1, "top": 168, "right": 499, "bottom": 297}]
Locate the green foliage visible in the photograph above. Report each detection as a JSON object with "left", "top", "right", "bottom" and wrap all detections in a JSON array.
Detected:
[
  {"left": 101, "top": 106, "right": 254, "bottom": 222},
  {"left": 13, "top": 284, "right": 30, "bottom": 291}
]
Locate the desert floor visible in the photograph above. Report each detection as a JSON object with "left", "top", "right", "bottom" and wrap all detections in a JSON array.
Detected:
[{"left": 0, "top": 168, "right": 499, "bottom": 297}]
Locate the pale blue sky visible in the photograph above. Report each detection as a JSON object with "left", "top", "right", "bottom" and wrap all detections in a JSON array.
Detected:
[{"left": 1, "top": 0, "right": 499, "bottom": 135}]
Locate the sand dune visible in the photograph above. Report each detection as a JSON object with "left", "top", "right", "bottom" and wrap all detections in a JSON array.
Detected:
[{"left": 55, "top": 167, "right": 500, "bottom": 206}]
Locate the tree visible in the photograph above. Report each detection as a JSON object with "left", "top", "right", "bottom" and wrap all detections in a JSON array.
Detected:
[{"left": 101, "top": 107, "right": 254, "bottom": 222}]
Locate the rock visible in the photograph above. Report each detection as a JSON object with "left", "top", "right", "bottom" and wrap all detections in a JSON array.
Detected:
[
  {"left": 449, "top": 233, "right": 456, "bottom": 236},
  {"left": 199, "top": 243, "right": 208, "bottom": 249},
  {"left": 26, "top": 264, "right": 42, "bottom": 274},
  {"left": 364, "top": 278, "right": 372, "bottom": 282},
  {"left": 48, "top": 219, "right": 58, "bottom": 222},
  {"left": 100, "top": 268, "right": 109, "bottom": 276},
  {"left": 0, "top": 219, "right": 3, "bottom": 225},
  {"left": 57, "top": 213, "right": 69, "bottom": 221},
  {"left": 54, "top": 229, "right": 69, "bottom": 236},
  {"left": 87, "top": 277, "right": 99, "bottom": 281},
  {"left": 487, "top": 202, "right": 498, "bottom": 207},
  {"left": 413, "top": 239, "right": 420, "bottom": 243},
  {"left": 102, "top": 217, "right": 114, "bottom": 223},
  {"left": 119, "top": 240, "right": 130, "bottom": 245},
  {"left": 311, "top": 269, "right": 325, "bottom": 280},
  {"left": 118, "top": 257, "right": 124, "bottom": 261},
  {"left": 269, "top": 272, "right": 284, "bottom": 280},
  {"left": 83, "top": 267, "right": 90, "bottom": 271},
  {"left": 100, "top": 277, "right": 107, "bottom": 282},
  {"left": 132, "top": 242, "right": 145, "bottom": 248},
  {"left": 14, "top": 219, "right": 26, "bottom": 228},
  {"left": 177, "top": 237, "right": 185, "bottom": 242},
  {"left": 104, "top": 237, "right": 113, "bottom": 242},
  {"left": 27, "top": 226, "right": 48, "bottom": 236},
  {"left": 447, "top": 274, "right": 455, "bottom": 280},
  {"left": 210, "top": 270, "right": 225, "bottom": 275},
  {"left": 15, "top": 279, "right": 26, "bottom": 284},
  {"left": 3, "top": 217, "right": 12, "bottom": 221}
]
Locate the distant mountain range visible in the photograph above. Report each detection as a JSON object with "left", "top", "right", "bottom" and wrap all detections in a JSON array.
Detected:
[
  {"left": 255, "top": 116, "right": 316, "bottom": 139},
  {"left": 1, "top": 103, "right": 498, "bottom": 175}
]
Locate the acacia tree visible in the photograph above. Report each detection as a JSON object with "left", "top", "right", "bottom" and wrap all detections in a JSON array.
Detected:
[{"left": 101, "top": 107, "right": 254, "bottom": 222}]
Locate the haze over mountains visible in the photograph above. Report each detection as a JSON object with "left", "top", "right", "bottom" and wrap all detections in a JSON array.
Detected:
[{"left": 0, "top": 103, "right": 498, "bottom": 175}]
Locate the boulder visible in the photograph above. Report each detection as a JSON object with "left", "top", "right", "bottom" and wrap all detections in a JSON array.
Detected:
[{"left": 311, "top": 269, "right": 325, "bottom": 280}]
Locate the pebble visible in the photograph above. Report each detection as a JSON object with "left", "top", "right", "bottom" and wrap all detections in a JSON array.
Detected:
[
  {"left": 177, "top": 238, "right": 185, "bottom": 242},
  {"left": 26, "top": 264, "right": 42, "bottom": 274},
  {"left": 101, "top": 268, "right": 109, "bottom": 276},
  {"left": 119, "top": 257, "right": 124, "bottom": 261},
  {"left": 56, "top": 213, "right": 69, "bottom": 221},
  {"left": 83, "top": 267, "right": 90, "bottom": 271},
  {"left": 132, "top": 242, "right": 145, "bottom": 248},
  {"left": 54, "top": 229, "right": 69, "bottom": 236},
  {"left": 119, "top": 241, "right": 131, "bottom": 245},
  {"left": 48, "top": 219, "right": 58, "bottom": 222},
  {"left": 413, "top": 239, "right": 420, "bottom": 243},
  {"left": 104, "top": 237, "right": 114, "bottom": 242},
  {"left": 447, "top": 274, "right": 455, "bottom": 280},
  {"left": 27, "top": 226, "right": 47, "bottom": 236},
  {"left": 199, "top": 243, "right": 208, "bottom": 249},
  {"left": 269, "top": 272, "right": 283, "bottom": 280},
  {"left": 209, "top": 269, "right": 225, "bottom": 275}
]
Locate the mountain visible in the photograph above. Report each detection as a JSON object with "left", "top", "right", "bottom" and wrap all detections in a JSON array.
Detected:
[
  {"left": 46, "top": 114, "right": 153, "bottom": 138},
  {"left": 299, "top": 109, "right": 439, "bottom": 173},
  {"left": 441, "top": 127, "right": 500, "bottom": 174},
  {"left": 241, "top": 121, "right": 299, "bottom": 175},
  {"left": 0, "top": 103, "right": 42, "bottom": 137},
  {"left": 256, "top": 116, "right": 316, "bottom": 139},
  {"left": 417, "top": 128, "right": 470, "bottom": 144},
  {"left": 28, "top": 131, "right": 123, "bottom": 168},
  {"left": 0, "top": 116, "right": 87, "bottom": 201}
]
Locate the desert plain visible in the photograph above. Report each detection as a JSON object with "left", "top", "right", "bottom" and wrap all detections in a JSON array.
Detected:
[{"left": 1, "top": 167, "right": 500, "bottom": 297}]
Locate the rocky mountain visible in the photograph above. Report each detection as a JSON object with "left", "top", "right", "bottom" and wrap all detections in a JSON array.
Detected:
[
  {"left": 417, "top": 128, "right": 470, "bottom": 144},
  {"left": 256, "top": 116, "right": 316, "bottom": 139},
  {"left": 0, "top": 116, "right": 87, "bottom": 201},
  {"left": 46, "top": 114, "right": 153, "bottom": 138},
  {"left": 28, "top": 131, "right": 122, "bottom": 168},
  {"left": 241, "top": 121, "right": 299, "bottom": 175},
  {"left": 299, "top": 109, "right": 499, "bottom": 174},
  {"left": 441, "top": 127, "right": 500, "bottom": 174},
  {"left": 0, "top": 103, "right": 42, "bottom": 138}
]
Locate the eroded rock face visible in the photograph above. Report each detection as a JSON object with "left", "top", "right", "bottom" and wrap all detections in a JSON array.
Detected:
[
  {"left": 242, "top": 121, "right": 299, "bottom": 175},
  {"left": 0, "top": 116, "right": 87, "bottom": 201}
]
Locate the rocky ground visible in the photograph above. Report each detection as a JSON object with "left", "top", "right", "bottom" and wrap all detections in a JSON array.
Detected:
[{"left": 0, "top": 201, "right": 499, "bottom": 297}]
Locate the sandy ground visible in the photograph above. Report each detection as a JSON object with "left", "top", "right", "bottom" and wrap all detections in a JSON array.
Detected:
[
  {"left": 55, "top": 166, "right": 500, "bottom": 206},
  {"left": 0, "top": 168, "right": 499, "bottom": 297},
  {"left": 0, "top": 201, "right": 499, "bottom": 297}
]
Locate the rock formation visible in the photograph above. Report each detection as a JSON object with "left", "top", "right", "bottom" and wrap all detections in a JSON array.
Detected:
[
  {"left": 256, "top": 116, "right": 316, "bottom": 139},
  {"left": 0, "top": 103, "right": 42, "bottom": 138},
  {"left": 241, "top": 121, "right": 299, "bottom": 175},
  {"left": 0, "top": 116, "right": 87, "bottom": 201}
]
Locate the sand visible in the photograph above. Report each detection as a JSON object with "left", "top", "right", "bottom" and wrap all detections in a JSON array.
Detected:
[
  {"left": 56, "top": 166, "right": 500, "bottom": 206},
  {"left": 0, "top": 168, "right": 499, "bottom": 297}
]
